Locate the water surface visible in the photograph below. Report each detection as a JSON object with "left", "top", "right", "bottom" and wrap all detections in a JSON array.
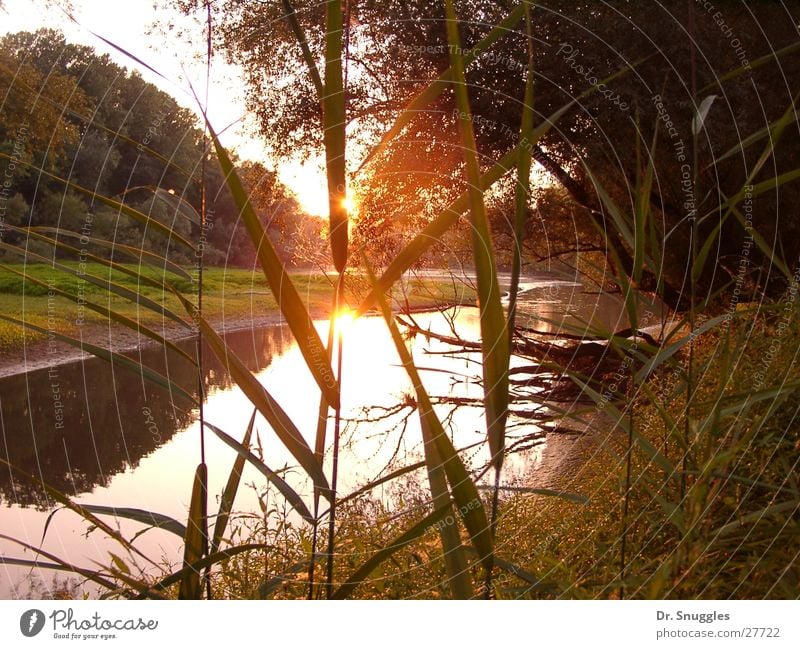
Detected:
[{"left": 0, "top": 275, "right": 644, "bottom": 597}]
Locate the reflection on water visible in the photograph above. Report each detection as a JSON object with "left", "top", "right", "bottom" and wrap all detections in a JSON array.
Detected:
[
  {"left": 0, "top": 326, "right": 293, "bottom": 508},
  {"left": 0, "top": 274, "right": 644, "bottom": 597}
]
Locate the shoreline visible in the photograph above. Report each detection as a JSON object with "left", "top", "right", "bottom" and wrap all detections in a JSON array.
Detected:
[
  {"left": 0, "top": 302, "right": 476, "bottom": 379},
  {"left": 0, "top": 311, "right": 299, "bottom": 380}
]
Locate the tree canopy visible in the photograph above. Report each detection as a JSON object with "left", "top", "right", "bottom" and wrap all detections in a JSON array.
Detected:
[
  {"left": 0, "top": 28, "right": 322, "bottom": 269},
  {"left": 178, "top": 0, "right": 800, "bottom": 310}
]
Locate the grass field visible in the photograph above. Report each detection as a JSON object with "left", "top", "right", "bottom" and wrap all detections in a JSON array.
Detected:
[{"left": 0, "top": 263, "right": 477, "bottom": 351}]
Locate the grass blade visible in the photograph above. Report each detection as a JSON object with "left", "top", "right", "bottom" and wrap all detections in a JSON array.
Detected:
[
  {"left": 181, "top": 300, "right": 331, "bottom": 500},
  {"left": 281, "top": 0, "right": 324, "bottom": 96},
  {"left": 356, "top": 84, "right": 603, "bottom": 315},
  {"left": 0, "top": 535, "right": 122, "bottom": 594},
  {"left": 323, "top": 0, "right": 348, "bottom": 272},
  {"left": 0, "top": 152, "right": 196, "bottom": 250},
  {"left": 365, "top": 257, "right": 494, "bottom": 574},
  {"left": 82, "top": 506, "right": 187, "bottom": 539},
  {"left": 179, "top": 463, "right": 208, "bottom": 600},
  {"left": 0, "top": 241, "right": 191, "bottom": 329},
  {"left": 0, "top": 459, "right": 162, "bottom": 569},
  {"left": 332, "top": 503, "right": 453, "bottom": 599},
  {"left": 149, "top": 544, "right": 273, "bottom": 595},
  {"left": 29, "top": 226, "right": 192, "bottom": 280},
  {"left": 0, "top": 264, "right": 197, "bottom": 366},
  {"left": 210, "top": 409, "right": 258, "bottom": 555},
  {"left": 356, "top": 2, "right": 527, "bottom": 172},
  {"left": 204, "top": 121, "right": 339, "bottom": 409},
  {"left": 204, "top": 420, "right": 316, "bottom": 525},
  {"left": 506, "top": 4, "right": 535, "bottom": 336},
  {"left": 445, "top": 0, "right": 510, "bottom": 473},
  {"left": 0, "top": 315, "right": 197, "bottom": 403}
]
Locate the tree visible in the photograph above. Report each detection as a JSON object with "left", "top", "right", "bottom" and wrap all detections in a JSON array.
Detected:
[
  {"left": 1, "top": 28, "right": 316, "bottom": 268},
  {"left": 175, "top": 0, "right": 800, "bottom": 309}
]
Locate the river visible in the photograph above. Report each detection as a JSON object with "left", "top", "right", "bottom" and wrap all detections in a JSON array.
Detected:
[{"left": 0, "top": 272, "right": 644, "bottom": 597}]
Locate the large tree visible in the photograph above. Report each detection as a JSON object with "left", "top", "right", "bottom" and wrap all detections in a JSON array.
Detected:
[{"left": 176, "top": 0, "right": 800, "bottom": 310}]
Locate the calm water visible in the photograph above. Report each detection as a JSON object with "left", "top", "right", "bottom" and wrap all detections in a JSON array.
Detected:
[{"left": 0, "top": 275, "right": 646, "bottom": 597}]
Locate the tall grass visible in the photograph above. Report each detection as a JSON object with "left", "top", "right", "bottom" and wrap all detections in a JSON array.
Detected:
[{"left": 0, "top": 1, "right": 798, "bottom": 600}]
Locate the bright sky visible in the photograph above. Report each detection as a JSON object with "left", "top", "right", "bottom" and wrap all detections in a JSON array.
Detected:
[{"left": 0, "top": 0, "right": 330, "bottom": 216}]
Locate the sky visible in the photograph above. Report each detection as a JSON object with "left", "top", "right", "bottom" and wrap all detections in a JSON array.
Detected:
[{"left": 0, "top": 0, "right": 330, "bottom": 216}]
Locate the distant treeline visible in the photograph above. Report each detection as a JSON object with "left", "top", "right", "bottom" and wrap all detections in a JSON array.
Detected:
[{"left": 0, "top": 29, "right": 326, "bottom": 269}]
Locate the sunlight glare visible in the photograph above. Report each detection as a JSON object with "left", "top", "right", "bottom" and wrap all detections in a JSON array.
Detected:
[
  {"left": 342, "top": 195, "right": 357, "bottom": 215},
  {"left": 335, "top": 308, "right": 356, "bottom": 334}
]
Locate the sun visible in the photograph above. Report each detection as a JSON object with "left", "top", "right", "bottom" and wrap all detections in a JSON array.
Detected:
[
  {"left": 342, "top": 195, "right": 358, "bottom": 215},
  {"left": 334, "top": 307, "right": 356, "bottom": 333}
]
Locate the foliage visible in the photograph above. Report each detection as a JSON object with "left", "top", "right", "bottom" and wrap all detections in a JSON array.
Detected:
[
  {"left": 0, "top": 29, "right": 321, "bottom": 269},
  {"left": 183, "top": 1, "right": 800, "bottom": 310}
]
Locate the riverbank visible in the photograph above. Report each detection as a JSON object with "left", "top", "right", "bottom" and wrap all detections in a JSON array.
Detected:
[
  {"left": 491, "top": 304, "right": 800, "bottom": 599},
  {"left": 0, "top": 263, "right": 478, "bottom": 377}
]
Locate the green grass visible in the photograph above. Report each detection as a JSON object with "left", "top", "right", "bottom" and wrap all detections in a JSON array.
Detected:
[{"left": 0, "top": 263, "right": 477, "bottom": 352}]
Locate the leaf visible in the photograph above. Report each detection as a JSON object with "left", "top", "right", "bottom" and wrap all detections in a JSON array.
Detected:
[
  {"left": 464, "top": 547, "right": 556, "bottom": 593},
  {"left": 564, "top": 375, "right": 677, "bottom": 477},
  {"left": 356, "top": 144, "right": 520, "bottom": 315},
  {"left": 718, "top": 381, "right": 800, "bottom": 417},
  {"left": 0, "top": 264, "right": 197, "bottom": 366},
  {"left": 203, "top": 120, "right": 339, "bottom": 409},
  {"left": 330, "top": 439, "right": 486, "bottom": 513},
  {"left": 714, "top": 500, "right": 800, "bottom": 537},
  {"left": 365, "top": 257, "right": 494, "bottom": 574},
  {"left": 582, "top": 164, "right": 635, "bottom": 251},
  {"left": 211, "top": 409, "right": 258, "bottom": 555},
  {"left": 82, "top": 505, "right": 187, "bottom": 538},
  {"left": 713, "top": 94, "right": 799, "bottom": 166},
  {"left": 700, "top": 40, "right": 800, "bottom": 91},
  {"left": 356, "top": 2, "right": 527, "bottom": 172},
  {"left": 281, "top": 0, "right": 324, "bottom": 96},
  {"left": 507, "top": 4, "right": 535, "bottom": 336},
  {"left": 0, "top": 240, "right": 191, "bottom": 329},
  {"left": 476, "top": 485, "right": 588, "bottom": 504},
  {"left": 7, "top": 224, "right": 190, "bottom": 291},
  {"left": 445, "top": 0, "right": 510, "bottom": 475},
  {"left": 0, "top": 152, "right": 195, "bottom": 250},
  {"left": 179, "top": 463, "right": 208, "bottom": 600},
  {"left": 257, "top": 556, "right": 318, "bottom": 599},
  {"left": 29, "top": 226, "right": 192, "bottom": 280},
  {"left": 633, "top": 119, "right": 658, "bottom": 285},
  {"left": 148, "top": 187, "right": 202, "bottom": 224},
  {"left": 0, "top": 459, "right": 161, "bottom": 569},
  {"left": 204, "top": 420, "right": 315, "bottom": 525},
  {"left": 323, "top": 0, "right": 348, "bottom": 272},
  {"left": 356, "top": 80, "right": 611, "bottom": 316},
  {"left": 109, "top": 552, "right": 131, "bottom": 576},
  {"left": 691, "top": 95, "right": 716, "bottom": 135},
  {"left": 0, "top": 534, "right": 121, "bottom": 593},
  {"left": 148, "top": 544, "right": 273, "bottom": 595},
  {"left": 634, "top": 313, "right": 731, "bottom": 383}
]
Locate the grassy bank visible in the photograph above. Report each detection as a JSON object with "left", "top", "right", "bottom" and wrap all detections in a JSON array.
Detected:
[
  {"left": 0, "top": 263, "right": 477, "bottom": 352},
  {"left": 488, "top": 306, "right": 800, "bottom": 598}
]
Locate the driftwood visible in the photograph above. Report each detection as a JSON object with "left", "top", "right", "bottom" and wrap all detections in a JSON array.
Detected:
[{"left": 395, "top": 314, "right": 656, "bottom": 400}]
